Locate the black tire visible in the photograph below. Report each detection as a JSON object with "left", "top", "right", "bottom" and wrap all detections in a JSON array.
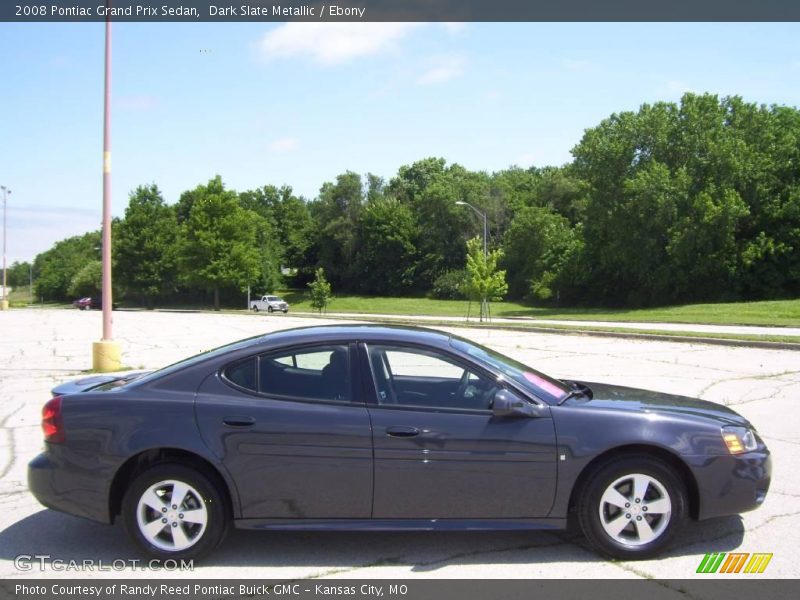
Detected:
[
  {"left": 267, "top": 306, "right": 274, "bottom": 313},
  {"left": 577, "top": 455, "right": 687, "bottom": 560},
  {"left": 122, "top": 463, "right": 228, "bottom": 561},
  {"left": 252, "top": 305, "right": 259, "bottom": 312},
  {"left": 283, "top": 309, "right": 288, "bottom": 314}
]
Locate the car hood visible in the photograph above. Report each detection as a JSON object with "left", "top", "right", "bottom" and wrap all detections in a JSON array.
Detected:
[
  {"left": 572, "top": 381, "right": 750, "bottom": 427},
  {"left": 51, "top": 371, "right": 151, "bottom": 396}
]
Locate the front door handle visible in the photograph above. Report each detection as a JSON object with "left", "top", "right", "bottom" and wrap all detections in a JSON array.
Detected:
[
  {"left": 386, "top": 426, "right": 420, "bottom": 437},
  {"left": 222, "top": 416, "right": 256, "bottom": 428}
]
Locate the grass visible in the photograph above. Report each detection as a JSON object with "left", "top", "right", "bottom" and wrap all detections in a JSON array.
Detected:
[
  {"left": 8, "top": 286, "right": 799, "bottom": 332},
  {"left": 278, "top": 290, "right": 800, "bottom": 328},
  {"left": 6, "top": 286, "right": 46, "bottom": 307}
]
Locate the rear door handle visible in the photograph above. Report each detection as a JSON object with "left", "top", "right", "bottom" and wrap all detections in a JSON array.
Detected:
[
  {"left": 386, "top": 426, "right": 420, "bottom": 437},
  {"left": 222, "top": 416, "right": 256, "bottom": 428}
]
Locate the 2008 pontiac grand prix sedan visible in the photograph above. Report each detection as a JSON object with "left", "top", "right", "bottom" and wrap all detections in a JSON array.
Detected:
[{"left": 29, "top": 325, "right": 771, "bottom": 561}]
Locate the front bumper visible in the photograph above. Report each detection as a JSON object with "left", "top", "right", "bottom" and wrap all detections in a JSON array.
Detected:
[
  {"left": 28, "top": 451, "right": 111, "bottom": 524},
  {"left": 686, "top": 449, "right": 771, "bottom": 520}
]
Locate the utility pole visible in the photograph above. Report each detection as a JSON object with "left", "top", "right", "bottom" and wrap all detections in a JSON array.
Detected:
[{"left": 1, "top": 186, "right": 10, "bottom": 311}]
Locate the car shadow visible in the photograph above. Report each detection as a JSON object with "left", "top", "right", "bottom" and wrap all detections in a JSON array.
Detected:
[{"left": 0, "top": 509, "right": 745, "bottom": 573}]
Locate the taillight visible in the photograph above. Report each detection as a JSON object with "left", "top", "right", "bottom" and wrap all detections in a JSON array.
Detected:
[{"left": 42, "top": 396, "right": 65, "bottom": 443}]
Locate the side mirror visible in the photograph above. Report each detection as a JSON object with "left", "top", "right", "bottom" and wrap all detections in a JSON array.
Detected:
[{"left": 492, "top": 389, "right": 544, "bottom": 418}]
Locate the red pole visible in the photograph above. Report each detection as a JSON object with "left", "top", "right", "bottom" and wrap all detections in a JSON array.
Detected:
[{"left": 101, "top": 9, "right": 113, "bottom": 340}]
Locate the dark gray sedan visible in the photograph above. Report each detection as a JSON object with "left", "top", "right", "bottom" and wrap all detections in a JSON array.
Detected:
[{"left": 28, "top": 325, "right": 771, "bottom": 561}]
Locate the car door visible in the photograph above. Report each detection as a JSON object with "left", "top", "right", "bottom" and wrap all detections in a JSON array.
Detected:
[
  {"left": 361, "top": 342, "right": 558, "bottom": 519},
  {"left": 195, "top": 342, "right": 373, "bottom": 519}
]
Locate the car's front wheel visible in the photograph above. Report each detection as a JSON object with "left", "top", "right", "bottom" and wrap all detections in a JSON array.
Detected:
[
  {"left": 578, "top": 456, "right": 686, "bottom": 559},
  {"left": 122, "top": 463, "right": 228, "bottom": 561},
  {"left": 267, "top": 306, "right": 274, "bottom": 313}
]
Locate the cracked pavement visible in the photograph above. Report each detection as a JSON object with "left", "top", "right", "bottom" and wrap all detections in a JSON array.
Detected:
[{"left": 0, "top": 309, "right": 797, "bottom": 579}]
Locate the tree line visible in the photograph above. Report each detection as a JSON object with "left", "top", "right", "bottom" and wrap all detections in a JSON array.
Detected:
[{"left": 17, "top": 93, "right": 800, "bottom": 309}]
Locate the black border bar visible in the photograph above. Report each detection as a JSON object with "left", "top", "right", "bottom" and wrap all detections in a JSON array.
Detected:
[
  {"left": 3, "top": 0, "right": 800, "bottom": 22},
  {"left": 2, "top": 579, "right": 800, "bottom": 600}
]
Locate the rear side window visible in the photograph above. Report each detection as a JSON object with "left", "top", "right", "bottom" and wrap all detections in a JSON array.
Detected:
[
  {"left": 260, "top": 344, "right": 352, "bottom": 403},
  {"left": 223, "top": 357, "right": 257, "bottom": 392}
]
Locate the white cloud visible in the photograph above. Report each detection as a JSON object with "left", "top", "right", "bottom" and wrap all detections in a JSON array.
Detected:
[
  {"left": 269, "top": 137, "right": 300, "bottom": 152},
  {"left": 416, "top": 55, "right": 465, "bottom": 86},
  {"left": 257, "top": 23, "right": 421, "bottom": 65}
]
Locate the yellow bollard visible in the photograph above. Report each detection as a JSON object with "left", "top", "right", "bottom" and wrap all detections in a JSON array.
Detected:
[
  {"left": 92, "top": 340, "right": 122, "bottom": 372},
  {"left": 0, "top": 300, "right": 8, "bottom": 311}
]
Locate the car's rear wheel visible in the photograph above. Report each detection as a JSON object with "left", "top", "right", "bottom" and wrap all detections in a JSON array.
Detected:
[
  {"left": 252, "top": 305, "right": 259, "bottom": 312},
  {"left": 122, "top": 464, "right": 228, "bottom": 561},
  {"left": 578, "top": 456, "right": 686, "bottom": 559}
]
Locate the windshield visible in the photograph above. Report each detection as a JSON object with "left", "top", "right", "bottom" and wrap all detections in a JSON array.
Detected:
[
  {"left": 267, "top": 296, "right": 280, "bottom": 301},
  {"left": 449, "top": 336, "right": 569, "bottom": 403}
]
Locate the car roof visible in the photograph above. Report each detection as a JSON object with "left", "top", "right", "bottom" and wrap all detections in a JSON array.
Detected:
[{"left": 253, "top": 324, "right": 452, "bottom": 349}]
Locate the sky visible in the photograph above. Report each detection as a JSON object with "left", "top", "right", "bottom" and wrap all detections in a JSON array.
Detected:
[{"left": 1, "top": 21, "right": 800, "bottom": 263}]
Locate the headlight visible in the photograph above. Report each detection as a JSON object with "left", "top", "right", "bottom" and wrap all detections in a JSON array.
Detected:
[{"left": 722, "top": 426, "right": 758, "bottom": 454}]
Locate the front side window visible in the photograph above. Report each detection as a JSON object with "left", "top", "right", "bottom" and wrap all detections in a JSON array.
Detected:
[
  {"left": 366, "top": 344, "right": 498, "bottom": 411},
  {"left": 259, "top": 344, "right": 351, "bottom": 402}
]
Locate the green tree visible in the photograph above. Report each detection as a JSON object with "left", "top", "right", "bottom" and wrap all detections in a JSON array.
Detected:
[
  {"left": 68, "top": 260, "right": 102, "bottom": 298},
  {"left": 311, "top": 171, "right": 365, "bottom": 289},
  {"left": 307, "top": 267, "right": 332, "bottom": 314},
  {"left": 34, "top": 231, "right": 101, "bottom": 301},
  {"left": 429, "top": 269, "right": 467, "bottom": 300},
  {"left": 503, "top": 206, "right": 580, "bottom": 302},
  {"left": 6, "top": 261, "right": 32, "bottom": 289},
  {"left": 571, "top": 92, "right": 800, "bottom": 305},
  {"left": 115, "top": 184, "right": 179, "bottom": 307},
  {"left": 272, "top": 188, "right": 315, "bottom": 275},
  {"left": 354, "top": 198, "right": 418, "bottom": 295},
  {"left": 177, "top": 177, "right": 265, "bottom": 310},
  {"left": 387, "top": 158, "right": 487, "bottom": 288},
  {"left": 464, "top": 237, "right": 507, "bottom": 322}
]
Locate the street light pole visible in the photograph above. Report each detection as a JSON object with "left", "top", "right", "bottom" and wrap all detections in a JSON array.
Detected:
[
  {"left": 1, "top": 186, "right": 10, "bottom": 310},
  {"left": 455, "top": 200, "right": 488, "bottom": 322},
  {"left": 101, "top": 11, "right": 113, "bottom": 342},
  {"left": 92, "top": 6, "right": 122, "bottom": 371}
]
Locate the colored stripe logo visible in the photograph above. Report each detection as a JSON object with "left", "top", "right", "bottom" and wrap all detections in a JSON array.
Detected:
[{"left": 696, "top": 552, "right": 772, "bottom": 574}]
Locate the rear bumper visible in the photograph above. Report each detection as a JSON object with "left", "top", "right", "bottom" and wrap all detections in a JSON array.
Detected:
[
  {"left": 28, "top": 451, "right": 111, "bottom": 524},
  {"left": 686, "top": 449, "right": 771, "bottom": 520}
]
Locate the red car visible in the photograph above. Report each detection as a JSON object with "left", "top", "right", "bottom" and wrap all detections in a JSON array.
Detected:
[{"left": 72, "top": 297, "right": 113, "bottom": 310}]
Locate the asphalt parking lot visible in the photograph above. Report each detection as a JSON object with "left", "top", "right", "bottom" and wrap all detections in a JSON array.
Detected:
[{"left": 0, "top": 309, "right": 797, "bottom": 579}]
